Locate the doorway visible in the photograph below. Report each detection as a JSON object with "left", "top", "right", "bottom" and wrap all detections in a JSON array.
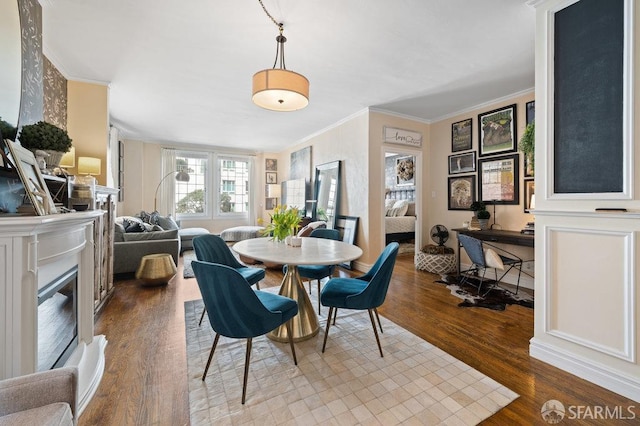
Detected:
[{"left": 383, "top": 149, "right": 422, "bottom": 254}]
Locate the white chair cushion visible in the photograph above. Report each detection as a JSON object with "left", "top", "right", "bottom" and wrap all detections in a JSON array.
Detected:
[{"left": 484, "top": 248, "right": 505, "bottom": 270}]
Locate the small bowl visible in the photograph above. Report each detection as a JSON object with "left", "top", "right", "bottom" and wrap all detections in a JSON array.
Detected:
[{"left": 73, "top": 204, "right": 89, "bottom": 211}]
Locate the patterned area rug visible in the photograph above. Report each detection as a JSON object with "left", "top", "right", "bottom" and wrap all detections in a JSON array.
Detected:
[
  {"left": 185, "top": 288, "right": 518, "bottom": 424},
  {"left": 438, "top": 275, "right": 534, "bottom": 311}
]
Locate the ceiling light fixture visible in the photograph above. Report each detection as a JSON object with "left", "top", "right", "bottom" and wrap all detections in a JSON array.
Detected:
[{"left": 252, "top": 0, "right": 309, "bottom": 111}]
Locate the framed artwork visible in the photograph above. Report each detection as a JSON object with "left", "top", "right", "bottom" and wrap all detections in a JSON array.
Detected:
[
  {"left": 395, "top": 156, "right": 415, "bottom": 186},
  {"left": 448, "top": 151, "right": 476, "bottom": 175},
  {"left": 265, "top": 197, "right": 277, "bottom": 210},
  {"left": 383, "top": 126, "right": 423, "bottom": 148},
  {"left": 265, "top": 158, "right": 277, "bottom": 171},
  {"left": 526, "top": 100, "right": 535, "bottom": 125},
  {"left": 451, "top": 118, "right": 472, "bottom": 152},
  {"left": 290, "top": 146, "right": 311, "bottom": 181},
  {"left": 118, "top": 140, "right": 124, "bottom": 201},
  {"left": 478, "top": 153, "right": 520, "bottom": 204},
  {"left": 524, "top": 154, "right": 534, "bottom": 178},
  {"left": 478, "top": 104, "right": 517, "bottom": 157},
  {"left": 524, "top": 179, "right": 535, "bottom": 213},
  {"left": 266, "top": 172, "right": 277, "bottom": 184},
  {"left": 448, "top": 175, "right": 476, "bottom": 210},
  {"left": 5, "top": 140, "right": 56, "bottom": 215},
  {"left": 336, "top": 215, "right": 359, "bottom": 269}
]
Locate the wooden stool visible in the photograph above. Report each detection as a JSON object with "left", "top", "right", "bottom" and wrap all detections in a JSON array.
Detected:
[{"left": 136, "top": 253, "right": 177, "bottom": 285}]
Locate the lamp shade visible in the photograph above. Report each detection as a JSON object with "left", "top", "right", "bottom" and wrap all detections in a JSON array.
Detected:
[
  {"left": 252, "top": 69, "right": 309, "bottom": 111},
  {"left": 59, "top": 146, "right": 75, "bottom": 168},
  {"left": 77, "top": 157, "right": 101, "bottom": 176}
]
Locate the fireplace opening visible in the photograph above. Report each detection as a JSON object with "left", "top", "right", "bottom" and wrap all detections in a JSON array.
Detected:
[{"left": 37, "top": 266, "right": 78, "bottom": 371}]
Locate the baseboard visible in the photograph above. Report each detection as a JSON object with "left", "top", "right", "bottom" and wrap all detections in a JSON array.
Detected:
[{"left": 530, "top": 338, "right": 640, "bottom": 402}]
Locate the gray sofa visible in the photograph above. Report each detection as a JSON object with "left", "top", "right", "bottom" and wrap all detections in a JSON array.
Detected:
[
  {"left": 113, "top": 214, "right": 180, "bottom": 274},
  {"left": 0, "top": 367, "right": 78, "bottom": 425}
]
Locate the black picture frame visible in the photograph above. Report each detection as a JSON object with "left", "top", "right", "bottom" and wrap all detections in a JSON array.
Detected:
[
  {"left": 265, "top": 158, "right": 277, "bottom": 171},
  {"left": 478, "top": 104, "right": 517, "bottom": 157},
  {"left": 526, "top": 100, "right": 535, "bottom": 125},
  {"left": 524, "top": 179, "right": 535, "bottom": 213},
  {"left": 448, "top": 175, "right": 476, "bottom": 210},
  {"left": 448, "top": 151, "right": 476, "bottom": 175},
  {"left": 336, "top": 215, "right": 358, "bottom": 269},
  {"left": 451, "top": 118, "right": 472, "bottom": 152},
  {"left": 266, "top": 171, "right": 277, "bottom": 184},
  {"left": 478, "top": 153, "right": 520, "bottom": 204}
]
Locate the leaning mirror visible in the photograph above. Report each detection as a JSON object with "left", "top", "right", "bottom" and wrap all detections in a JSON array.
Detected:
[
  {"left": 313, "top": 160, "right": 341, "bottom": 229},
  {"left": 0, "top": 0, "right": 22, "bottom": 131}
]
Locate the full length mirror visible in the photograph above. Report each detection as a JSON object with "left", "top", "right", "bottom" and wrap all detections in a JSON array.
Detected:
[
  {"left": 313, "top": 160, "right": 341, "bottom": 229},
  {"left": 0, "top": 0, "right": 22, "bottom": 129}
]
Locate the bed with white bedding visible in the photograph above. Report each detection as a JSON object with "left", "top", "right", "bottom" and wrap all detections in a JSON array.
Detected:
[{"left": 384, "top": 191, "right": 416, "bottom": 244}]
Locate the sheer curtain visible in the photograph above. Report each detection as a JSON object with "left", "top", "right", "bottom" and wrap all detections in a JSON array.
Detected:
[{"left": 158, "top": 148, "right": 177, "bottom": 217}]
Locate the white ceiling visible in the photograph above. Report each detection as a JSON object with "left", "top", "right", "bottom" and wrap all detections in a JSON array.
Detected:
[{"left": 41, "top": 0, "right": 535, "bottom": 153}]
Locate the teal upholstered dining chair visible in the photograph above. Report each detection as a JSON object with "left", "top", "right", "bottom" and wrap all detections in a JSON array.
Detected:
[
  {"left": 284, "top": 228, "right": 341, "bottom": 314},
  {"left": 320, "top": 242, "right": 399, "bottom": 357},
  {"left": 192, "top": 234, "right": 265, "bottom": 326},
  {"left": 191, "top": 261, "right": 298, "bottom": 404}
]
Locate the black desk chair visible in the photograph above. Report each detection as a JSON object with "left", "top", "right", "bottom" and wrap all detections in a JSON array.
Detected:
[{"left": 458, "top": 234, "right": 523, "bottom": 296}]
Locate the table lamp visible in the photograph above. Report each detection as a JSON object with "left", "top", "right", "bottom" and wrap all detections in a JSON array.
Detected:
[
  {"left": 77, "top": 156, "right": 101, "bottom": 178},
  {"left": 58, "top": 146, "right": 75, "bottom": 169}
]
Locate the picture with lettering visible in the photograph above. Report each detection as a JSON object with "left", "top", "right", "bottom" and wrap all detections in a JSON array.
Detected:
[{"left": 478, "top": 104, "right": 517, "bottom": 157}]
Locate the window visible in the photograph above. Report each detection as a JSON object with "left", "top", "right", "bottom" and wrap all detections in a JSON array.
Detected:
[{"left": 173, "top": 151, "right": 251, "bottom": 217}]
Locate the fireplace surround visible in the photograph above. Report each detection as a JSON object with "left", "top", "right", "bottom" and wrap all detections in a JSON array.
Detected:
[{"left": 0, "top": 211, "right": 107, "bottom": 414}]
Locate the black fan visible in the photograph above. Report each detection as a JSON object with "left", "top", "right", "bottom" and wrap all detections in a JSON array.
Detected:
[{"left": 430, "top": 225, "right": 449, "bottom": 246}]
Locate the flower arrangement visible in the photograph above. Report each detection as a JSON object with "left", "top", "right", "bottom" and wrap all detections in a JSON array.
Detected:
[{"left": 261, "top": 204, "right": 301, "bottom": 242}]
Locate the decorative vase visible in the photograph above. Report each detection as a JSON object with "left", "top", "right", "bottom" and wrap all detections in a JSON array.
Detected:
[
  {"left": 478, "top": 219, "right": 489, "bottom": 230},
  {"left": 469, "top": 217, "right": 481, "bottom": 230}
]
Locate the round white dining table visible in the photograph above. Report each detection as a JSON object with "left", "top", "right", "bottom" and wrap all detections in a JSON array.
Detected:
[{"left": 232, "top": 237, "right": 362, "bottom": 342}]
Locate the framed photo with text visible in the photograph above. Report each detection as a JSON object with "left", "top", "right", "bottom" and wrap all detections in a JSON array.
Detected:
[
  {"left": 478, "top": 104, "right": 517, "bottom": 157},
  {"left": 451, "top": 118, "right": 472, "bottom": 152},
  {"left": 448, "top": 151, "right": 476, "bottom": 175},
  {"left": 478, "top": 153, "right": 519, "bottom": 204},
  {"left": 448, "top": 175, "right": 476, "bottom": 210}
]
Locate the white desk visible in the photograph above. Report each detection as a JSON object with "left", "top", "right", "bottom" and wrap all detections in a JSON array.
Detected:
[{"left": 233, "top": 237, "right": 362, "bottom": 342}]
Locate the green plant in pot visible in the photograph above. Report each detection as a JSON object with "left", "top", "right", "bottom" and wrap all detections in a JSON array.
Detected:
[
  {"left": 519, "top": 121, "right": 535, "bottom": 176},
  {"left": 477, "top": 208, "right": 491, "bottom": 230},
  {"left": 469, "top": 201, "right": 486, "bottom": 217},
  {"left": 261, "top": 204, "right": 301, "bottom": 242},
  {"left": 18, "top": 121, "right": 72, "bottom": 168}
]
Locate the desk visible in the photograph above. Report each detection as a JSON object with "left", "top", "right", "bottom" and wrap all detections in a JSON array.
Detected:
[
  {"left": 233, "top": 237, "right": 362, "bottom": 342},
  {"left": 452, "top": 228, "right": 534, "bottom": 273}
]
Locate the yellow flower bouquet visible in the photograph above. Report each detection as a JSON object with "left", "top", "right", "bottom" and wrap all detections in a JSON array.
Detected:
[{"left": 261, "top": 205, "right": 300, "bottom": 242}]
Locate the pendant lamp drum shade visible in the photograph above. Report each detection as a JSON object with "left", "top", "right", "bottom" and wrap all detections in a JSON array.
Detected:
[{"left": 252, "top": 68, "right": 309, "bottom": 111}]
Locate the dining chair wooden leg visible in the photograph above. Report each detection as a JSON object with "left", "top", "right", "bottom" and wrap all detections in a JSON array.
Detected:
[
  {"left": 317, "top": 279, "right": 322, "bottom": 315},
  {"left": 198, "top": 307, "right": 207, "bottom": 326},
  {"left": 285, "top": 321, "right": 298, "bottom": 365},
  {"left": 322, "top": 307, "right": 335, "bottom": 353},
  {"left": 368, "top": 309, "right": 384, "bottom": 357},
  {"left": 332, "top": 307, "right": 338, "bottom": 325},
  {"left": 202, "top": 332, "right": 220, "bottom": 381},
  {"left": 255, "top": 280, "right": 260, "bottom": 290},
  {"left": 242, "top": 337, "right": 252, "bottom": 404},
  {"left": 374, "top": 307, "right": 383, "bottom": 333}
]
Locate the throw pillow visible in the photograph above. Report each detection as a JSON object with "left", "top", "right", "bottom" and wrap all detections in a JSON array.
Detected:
[
  {"left": 392, "top": 199, "right": 410, "bottom": 217},
  {"left": 124, "top": 221, "right": 145, "bottom": 233},
  {"left": 385, "top": 198, "right": 396, "bottom": 210},
  {"left": 483, "top": 248, "right": 504, "bottom": 270},
  {"left": 156, "top": 215, "right": 179, "bottom": 231},
  {"left": 406, "top": 202, "right": 416, "bottom": 217}
]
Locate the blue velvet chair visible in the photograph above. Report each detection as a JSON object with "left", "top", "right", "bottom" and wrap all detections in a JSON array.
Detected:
[
  {"left": 193, "top": 234, "right": 266, "bottom": 326},
  {"left": 191, "top": 261, "right": 298, "bottom": 404},
  {"left": 284, "top": 228, "right": 341, "bottom": 314},
  {"left": 320, "top": 242, "right": 399, "bottom": 357}
]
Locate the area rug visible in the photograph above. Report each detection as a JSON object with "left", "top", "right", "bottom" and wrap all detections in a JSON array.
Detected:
[
  {"left": 185, "top": 288, "right": 518, "bottom": 425},
  {"left": 438, "top": 275, "right": 534, "bottom": 311},
  {"left": 183, "top": 250, "right": 196, "bottom": 278}
]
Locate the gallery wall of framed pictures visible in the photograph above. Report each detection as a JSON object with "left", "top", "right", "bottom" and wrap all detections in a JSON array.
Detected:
[{"left": 446, "top": 99, "right": 534, "bottom": 213}]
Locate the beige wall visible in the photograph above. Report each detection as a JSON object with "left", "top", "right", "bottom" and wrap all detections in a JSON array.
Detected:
[{"left": 66, "top": 81, "right": 109, "bottom": 186}]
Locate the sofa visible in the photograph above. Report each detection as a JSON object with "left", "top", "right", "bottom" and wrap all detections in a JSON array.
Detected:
[
  {"left": 0, "top": 367, "right": 78, "bottom": 425},
  {"left": 113, "top": 213, "right": 180, "bottom": 274}
]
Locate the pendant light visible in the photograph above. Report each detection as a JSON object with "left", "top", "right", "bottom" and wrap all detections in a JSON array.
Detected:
[{"left": 252, "top": 0, "right": 309, "bottom": 111}]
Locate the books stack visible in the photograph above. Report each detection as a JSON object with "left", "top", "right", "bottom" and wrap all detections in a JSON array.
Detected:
[{"left": 521, "top": 222, "right": 535, "bottom": 235}]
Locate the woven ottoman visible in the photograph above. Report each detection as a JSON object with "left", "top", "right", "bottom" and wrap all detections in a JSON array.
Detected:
[
  {"left": 415, "top": 245, "right": 456, "bottom": 275},
  {"left": 179, "top": 227, "right": 209, "bottom": 253}
]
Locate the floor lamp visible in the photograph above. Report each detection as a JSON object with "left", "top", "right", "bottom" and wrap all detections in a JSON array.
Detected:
[{"left": 154, "top": 170, "right": 190, "bottom": 212}]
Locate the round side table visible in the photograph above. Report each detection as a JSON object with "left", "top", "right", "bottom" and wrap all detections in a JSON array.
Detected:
[{"left": 136, "top": 253, "right": 177, "bottom": 285}]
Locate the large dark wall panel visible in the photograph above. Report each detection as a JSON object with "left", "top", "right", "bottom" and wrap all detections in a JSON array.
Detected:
[{"left": 553, "top": 0, "right": 624, "bottom": 193}]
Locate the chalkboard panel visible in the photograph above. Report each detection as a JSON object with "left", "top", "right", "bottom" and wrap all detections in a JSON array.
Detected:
[{"left": 553, "top": 0, "right": 624, "bottom": 194}]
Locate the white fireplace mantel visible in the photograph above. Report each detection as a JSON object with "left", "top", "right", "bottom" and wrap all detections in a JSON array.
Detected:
[{"left": 0, "top": 211, "right": 107, "bottom": 414}]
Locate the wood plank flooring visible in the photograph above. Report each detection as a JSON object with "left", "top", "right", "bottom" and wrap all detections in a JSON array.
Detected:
[{"left": 79, "top": 253, "right": 637, "bottom": 425}]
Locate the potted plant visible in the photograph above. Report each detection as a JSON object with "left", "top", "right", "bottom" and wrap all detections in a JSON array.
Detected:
[
  {"left": 477, "top": 208, "right": 491, "bottom": 230},
  {"left": 17, "top": 121, "right": 72, "bottom": 167},
  {"left": 519, "top": 122, "right": 535, "bottom": 175},
  {"left": 0, "top": 117, "right": 17, "bottom": 141},
  {"left": 261, "top": 204, "right": 301, "bottom": 242},
  {"left": 469, "top": 201, "right": 486, "bottom": 218}
]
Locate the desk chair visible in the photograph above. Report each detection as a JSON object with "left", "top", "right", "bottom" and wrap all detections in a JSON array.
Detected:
[
  {"left": 320, "top": 242, "right": 399, "bottom": 357},
  {"left": 193, "top": 234, "right": 265, "bottom": 326},
  {"left": 284, "top": 228, "right": 341, "bottom": 314},
  {"left": 191, "top": 261, "right": 298, "bottom": 404},
  {"left": 457, "top": 234, "right": 523, "bottom": 296}
]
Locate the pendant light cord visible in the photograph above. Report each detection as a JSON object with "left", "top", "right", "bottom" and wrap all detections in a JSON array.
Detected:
[
  {"left": 257, "top": 0, "right": 287, "bottom": 70},
  {"left": 258, "top": 0, "right": 282, "bottom": 30}
]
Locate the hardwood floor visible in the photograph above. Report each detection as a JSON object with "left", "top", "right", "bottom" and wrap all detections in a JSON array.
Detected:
[{"left": 80, "top": 253, "right": 637, "bottom": 425}]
